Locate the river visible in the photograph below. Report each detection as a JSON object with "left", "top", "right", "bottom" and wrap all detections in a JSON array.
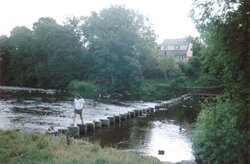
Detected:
[{"left": 0, "top": 86, "right": 203, "bottom": 163}]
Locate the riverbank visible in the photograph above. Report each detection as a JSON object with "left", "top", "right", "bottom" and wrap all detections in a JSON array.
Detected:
[{"left": 0, "top": 129, "right": 161, "bottom": 164}]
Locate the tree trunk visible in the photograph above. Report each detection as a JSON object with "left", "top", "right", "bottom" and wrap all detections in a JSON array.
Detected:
[
  {"left": 164, "top": 70, "right": 168, "bottom": 82},
  {"left": 111, "top": 72, "right": 115, "bottom": 86},
  {"left": 244, "top": 0, "right": 250, "bottom": 163}
]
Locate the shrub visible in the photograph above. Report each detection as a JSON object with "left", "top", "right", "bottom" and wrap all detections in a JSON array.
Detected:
[
  {"left": 192, "top": 97, "right": 247, "bottom": 163},
  {"left": 169, "top": 73, "right": 187, "bottom": 88},
  {"left": 195, "top": 74, "right": 219, "bottom": 87},
  {"left": 167, "top": 70, "right": 187, "bottom": 88},
  {"left": 179, "top": 62, "right": 195, "bottom": 78},
  {"left": 68, "top": 80, "right": 99, "bottom": 98},
  {"left": 137, "top": 83, "right": 157, "bottom": 101}
]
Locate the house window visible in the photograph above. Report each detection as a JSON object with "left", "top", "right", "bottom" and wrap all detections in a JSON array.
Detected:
[
  {"left": 180, "top": 56, "right": 184, "bottom": 62},
  {"left": 174, "top": 45, "right": 180, "bottom": 50}
]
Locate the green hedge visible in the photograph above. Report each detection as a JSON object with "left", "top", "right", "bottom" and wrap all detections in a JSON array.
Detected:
[
  {"left": 68, "top": 80, "right": 99, "bottom": 98},
  {"left": 192, "top": 96, "right": 247, "bottom": 163}
]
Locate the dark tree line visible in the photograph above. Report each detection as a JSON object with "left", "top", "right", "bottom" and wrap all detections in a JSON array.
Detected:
[
  {"left": 0, "top": 6, "right": 159, "bottom": 93},
  {"left": 0, "top": 17, "right": 85, "bottom": 89}
]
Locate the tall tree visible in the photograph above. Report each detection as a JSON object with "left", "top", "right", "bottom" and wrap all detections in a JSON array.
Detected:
[
  {"left": 32, "top": 17, "right": 59, "bottom": 87},
  {"left": 190, "top": 0, "right": 249, "bottom": 92},
  {"left": 190, "top": 0, "right": 249, "bottom": 163},
  {"left": 81, "top": 5, "right": 157, "bottom": 93},
  {"left": 8, "top": 26, "right": 37, "bottom": 86},
  {"left": 33, "top": 17, "right": 85, "bottom": 88},
  {"left": 0, "top": 35, "right": 12, "bottom": 84},
  {"left": 136, "top": 35, "right": 159, "bottom": 78}
]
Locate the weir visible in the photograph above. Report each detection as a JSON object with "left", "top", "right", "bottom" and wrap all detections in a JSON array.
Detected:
[{"left": 55, "top": 94, "right": 195, "bottom": 138}]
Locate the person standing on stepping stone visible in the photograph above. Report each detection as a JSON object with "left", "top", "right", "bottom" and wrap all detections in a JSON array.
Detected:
[{"left": 73, "top": 94, "right": 86, "bottom": 126}]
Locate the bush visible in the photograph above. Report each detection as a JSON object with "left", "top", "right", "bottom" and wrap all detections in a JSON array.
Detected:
[
  {"left": 179, "top": 62, "right": 195, "bottom": 77},
  {"left": 169, "top": 72, "right": 187, "bottom": 88},
  {"left": 195, "top": 74, "right": 219, "bottom": 87},
  {"left": 137, "top": 83, "right": 157, "bottom": 101},
  {"left": 192, "top": 97, "right": 247, "bottom": 163},
  {"left": 68, "top": 80, "right": 99, "bottom": 98}
]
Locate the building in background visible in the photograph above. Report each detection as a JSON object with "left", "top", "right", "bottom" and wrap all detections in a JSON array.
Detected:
[{"left": 160, "top": 38, "right": 192, "bottom": 62}]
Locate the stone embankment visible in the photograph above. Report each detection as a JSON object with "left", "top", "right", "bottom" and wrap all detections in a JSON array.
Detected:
[{"left": 47, "top": 94, "right": 192, "bottom": 137}]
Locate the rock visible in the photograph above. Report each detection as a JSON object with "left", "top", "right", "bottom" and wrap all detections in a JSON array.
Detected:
[
  {"left": 77, "top": 124, "right": 87, "bottom": 134},
  {"left": 100, "top": 119, "right": 110, "bottom": 127},
  {"left": 47, "top": 125, "right": 55, "bottom": 131},
  {"left": 67, "top": 126, "right": 80, "bottom": 138},
  {"left": 93, "top": 121, "right": 102, "bottom": 128},
  {"left": 158, "top": 150, "right": 165, "bottom": 155},
  {"left": 58, "top": 128, "right": 69, "bottom": 134}
]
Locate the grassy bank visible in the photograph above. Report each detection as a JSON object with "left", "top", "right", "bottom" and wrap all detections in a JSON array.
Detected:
[{"left": 0, "top": 130, "right": 160, "bottom": 164}]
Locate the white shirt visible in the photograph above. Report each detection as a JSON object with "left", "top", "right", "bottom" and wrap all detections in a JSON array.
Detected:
[{"left": 74, "top": 98, "right": 85, "bottom": 110}]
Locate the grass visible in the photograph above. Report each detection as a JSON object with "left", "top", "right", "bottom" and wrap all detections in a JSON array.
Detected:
[{"left": 0, "top": 130, "right": 161, "bottom": 164}]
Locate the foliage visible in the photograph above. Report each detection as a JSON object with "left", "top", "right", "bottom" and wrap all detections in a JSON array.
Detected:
[
  {"left": 0, "top": 35, "right": 12, "bottom": 84},
  {"left": 186, "top": 36, "right": 203, "bottom": 77},
  {"left": 80, "top": 5, "right": 157, "bottom": 93},
  {"left": 192, "top": 97, "right": 247, "bottom": 163},
  {"left": 136, "top": 32, "right": 159, "bottom": 79},
  {"left": 0, "top": 5, "right": 160, "bottom": 95},
  {"left": 7, "top": 26, "right": 37, "bottom": 86},
  {"left": 178, "top": 62, "right": 195, "bottom": 78},
  {"left": 195, "top": 73, "right": 220, "bottom": 87},
  {"left": 190, "top": 0, "right": 249, "bottom": 93},
  {"left": 174, "top": 36, "right": 207, "bottom": 88},
  {"left": 137, "top": 83, "right": 157, "bottom": 101},
  {"left": 157, "top": 55, "right": 179, "bottom": 81},
  {"left": 0, "top": 17, "right": 86, "bottom": 89},
  {"left": 0, "top": 130, "right": 160, "bottom": 164},
  {"left": 190, "top": 0, "right": 250, "bottom": 163},
  {"left": 169, "top": 71, "right": 187, "bottom": 88},
  {"left": 33, "top": 17, "right": 85, "bottom": 88},
  {"left": 68, "top": 80, "right": 99, "bottom": 98}
]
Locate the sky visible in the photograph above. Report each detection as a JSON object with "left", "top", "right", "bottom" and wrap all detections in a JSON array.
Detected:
[{"left": 0, "top": 0, "right": 199, "bottom": 43}]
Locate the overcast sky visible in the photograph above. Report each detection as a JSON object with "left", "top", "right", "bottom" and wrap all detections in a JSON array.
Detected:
[{"left": 0, "top": 0, "right": 199, "bottom": 43}]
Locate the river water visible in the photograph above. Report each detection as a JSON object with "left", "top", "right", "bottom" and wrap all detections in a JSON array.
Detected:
[{"left": 0, "top": 86, "right": 203, "bottom": 163}]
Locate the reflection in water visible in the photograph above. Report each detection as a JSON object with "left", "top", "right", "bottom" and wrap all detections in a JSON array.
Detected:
[
  {"left": 0, "top": 86, "right": 203, "bottom": 163},
  {"left": 146, "top": 121, "right": 193, "bottom": 162},
  {"left": 88, "top": 118, "right": 193, "bottom": 163},
  {"left": 85, "top": 118, "right": 195, "bottom": 163}
]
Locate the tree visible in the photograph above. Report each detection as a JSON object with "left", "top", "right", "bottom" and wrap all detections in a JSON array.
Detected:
[
  {"left": 157, "top": 55, "right": 179, "bottom": 81},
  {"left": 81, "top": 5, "right": 157, "bottom": 93},
  {"left": 190, "top": 0, "right": 249, "bottom": 91},
  {"left": 190, "top": 0, "right": 249, "bottom": 163},
  {"left": 186, "top": 36, "right": 203, "bottom": 77},
  {"left": 136, "top": 36, "right": 159, "bottom": 78},
  {"left": 32, "top": 17, "right": 59, "bottom": 87},
  {"left": 8, "top": 26, "right": 37, "bottom": 86},
  {"left": 33, "top": 17, "right": 85, "bottom": 88},
  {"left": 0, "top": 35, "right": 12, "bottom": 84}
]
